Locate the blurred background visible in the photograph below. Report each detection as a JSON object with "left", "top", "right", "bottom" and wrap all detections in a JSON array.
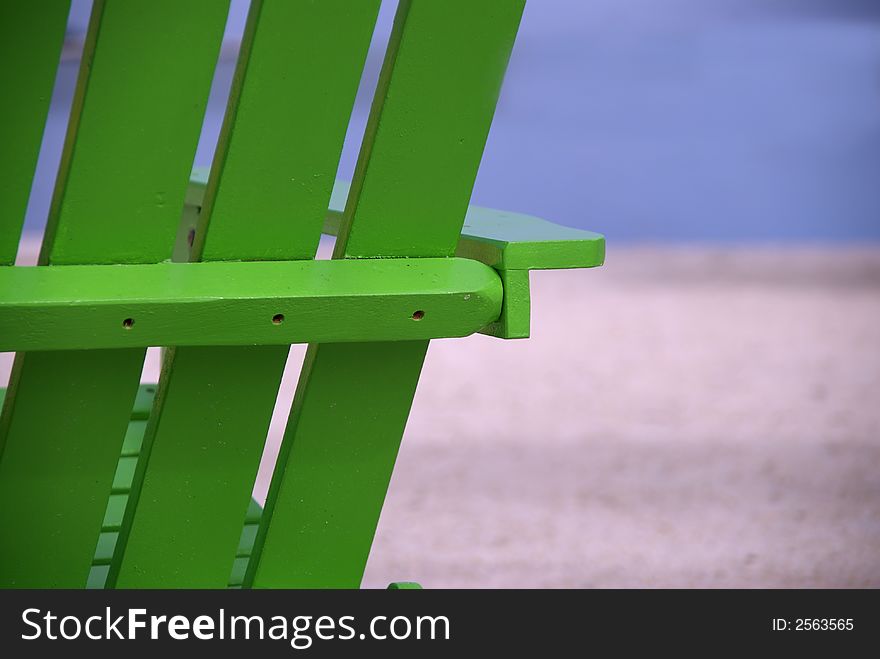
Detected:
[
  {"left": 7, "top": 0, "right": 880, "bottom": 586},
  {"left": 19, "top": 0, "right": 880, "bottom": 243}
]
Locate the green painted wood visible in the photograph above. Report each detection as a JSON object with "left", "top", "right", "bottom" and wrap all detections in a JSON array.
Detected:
[
  {"left": 108, "top": 346, "right": 287, "bottom": 588},
  {"left": 131, "top": 386, "right": 159, "bottom": 420},
  {"left": 0, "top": 0, "right": 229, "bottom": 588},
  {"left": 195, "top": 172, "right": 599, "bottom": 348},
  {"left": 191, "top": 0, "right": 379, "bottom": 263},
  {"left": 40, "top": 0, "right": 229, "bottom": 266},
  {"left": 102, "top": 494, "right": 128, "bottom": 530},
  {"left": 0, "top": 349, "right": 146, "bottom": 587},
  {"left": 76, "top": 384, "right": 264, "bottom": 588},
  {"left": 236, "top": 524, "right": 259, "bottom": 557},
  {"left": 228, "top": 558, "right": 250, "bottom": 588},
  {"left": 246, "top": 0, "right": 526, "bottom": 589},
  {"left": 0, "top": 259, "right": 502, "bottom": 351},
  {"left": 481, "top": 268, "right": 531, "bottom": 339},
  {"left": 248, "top": 339, "right": 430, "bottom": 589},
  {"left": 86, "top": 565, "right": 109, "bottom": 590},
  {"left": 188, "top": 170, "right": 606, "bottom": 272},
  {"left": 172, "top": 202, "right": 201, "bottom": 263},
  {"left": 331, "top": 178, "right": 601, "bottom": 341},
  {"left": 110, "top": 456, "right": 138, "bottom": 493},
  {"left": 93, "top": 532, "right": 117, "bottom": 565},
  {"left": 326, "top": 179, "right": 605, "bottom": 271},
  {"left": 0, "top": 0, "right": 69, "bottom": 266},
  {"left": 455, "top": 208, "right": 605, "bottom": 271},
  {"left": 108, "top": 0, "right": 381, "bottom": 588},
  {"left": 329, "top": 2, "right": 525, "bottom": 262},
  {"left": 120, "top": 421, "right": 148, "bottom": 457}
]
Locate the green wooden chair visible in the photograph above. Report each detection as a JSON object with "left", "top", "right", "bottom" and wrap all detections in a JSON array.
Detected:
[{"left": 0, "top": 0, "right": 604, "bottom": 588}]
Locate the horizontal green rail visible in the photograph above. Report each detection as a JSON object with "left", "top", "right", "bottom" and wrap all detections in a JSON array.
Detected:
[{"left": 0, "top": 257, "right": 502, "bottom": 350}]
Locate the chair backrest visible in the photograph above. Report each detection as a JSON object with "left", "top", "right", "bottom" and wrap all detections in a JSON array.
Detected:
[{"left": 0, "top": 0, "right": 525, "bottom": 588}]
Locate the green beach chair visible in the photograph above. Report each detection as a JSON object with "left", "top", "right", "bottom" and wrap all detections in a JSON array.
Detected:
[{"left": 0, "top": 0, "right": 604, "bottom": 588}]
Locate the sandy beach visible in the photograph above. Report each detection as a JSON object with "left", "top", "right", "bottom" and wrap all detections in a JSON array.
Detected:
[
  {"left": 3, "top": 246, "right": 879, "bottom": 587},
  {"left": 359, "top": 247, "right": 880, "bottom": 588}
]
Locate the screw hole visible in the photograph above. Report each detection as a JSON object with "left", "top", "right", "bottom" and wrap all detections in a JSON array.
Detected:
[
  {"left": 272, "top": 314, "right": 285, "bottom": 325},
  {"left": 122, "top": 318, "right": 134, "bottom": 329},
  {"left": 411, "top": 310, "right": 425, "bottom": 321}
]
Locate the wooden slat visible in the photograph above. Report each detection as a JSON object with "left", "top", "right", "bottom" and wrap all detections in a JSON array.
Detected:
[
  {"left": 192, "top": 171, "right": 606, "bottom": 271},
  {"left": 246, "top": 0, "right": 526, "bottom": 588},
  {"left": 39, "top": 0, "right": 229, "bottom": 266},
  {"left": 0, "top": 258, "right": 503, "bottom": 351},
  {"left": 78, "top": 384, "right": 264, "bottom": 588},
  {"left": 0, "top": 0, "right": 70, "bottom": 265},
  {"left": 107, "top": 0, "right": 380, "bottom": 588},
  {"left": 0, "top": 0, "right": 229, "bottom": 587},
  {"left": 191, "top": 0, "right": 381, "bottom": 263}
]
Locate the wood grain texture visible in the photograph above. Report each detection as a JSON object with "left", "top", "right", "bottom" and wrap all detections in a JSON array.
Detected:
[
  {"left": 107, "top": 0, "right": 380, "bottom": 588},
  {"left": 0, "top": 0, "right": 69, "bottom": 265},
  {"left": 246, "top": 0, "right": 526, "bottom": 589},
  {"left": 0, "top": 0, "right": 228, "bottom": 588}
]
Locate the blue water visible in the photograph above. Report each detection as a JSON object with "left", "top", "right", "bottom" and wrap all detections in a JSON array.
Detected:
[{"left": 22, "top": 0, "right": 880, "bottom": 244}]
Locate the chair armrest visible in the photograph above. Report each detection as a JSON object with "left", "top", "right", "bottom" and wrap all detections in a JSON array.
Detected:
[{"left": 187, "top": 168, "right": 605, "bottom": 339}]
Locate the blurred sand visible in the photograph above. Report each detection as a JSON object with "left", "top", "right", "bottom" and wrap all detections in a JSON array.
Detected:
[
  {"left": 361, "top": 247, "right": 880, "bottom": 588},
  {"left": 3, "top": 246, "right": 879, "bottom": 587}
]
